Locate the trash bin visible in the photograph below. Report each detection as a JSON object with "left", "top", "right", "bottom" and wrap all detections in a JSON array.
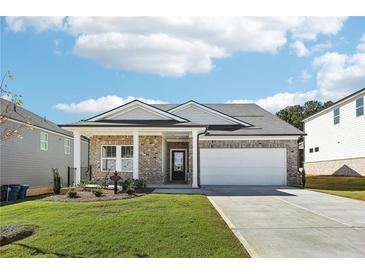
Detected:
[
  {"left": 0, "top": 185, "right": 9, "bottom": 201},
  {"left": 18, "top": 184, "right": 30, "bottom": 199},
  {"left": 7, "top": 184, "right": 21, "bottom": 201}
]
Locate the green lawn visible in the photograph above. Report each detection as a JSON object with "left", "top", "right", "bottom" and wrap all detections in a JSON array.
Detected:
[
  {"left": 0, "top": 194, "right": 249, "bottom": 258},
  {"left": 306, "top": 176, "right": 365, "bottom": 201}
]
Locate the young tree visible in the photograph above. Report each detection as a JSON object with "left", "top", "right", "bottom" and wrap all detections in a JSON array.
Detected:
[{"left": 0, "top": 70, "right": 33, "bottom": 142}]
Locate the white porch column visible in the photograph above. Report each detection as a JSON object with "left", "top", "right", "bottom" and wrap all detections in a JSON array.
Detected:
[
  {"left": 73, "top": 131, "right": 81, "bottom": 186},
  {"left": 133, "top": 130, "right": 139, "bottom": 179},
  {"left": 192, "top": 130, "right": 198, "bottom": 188}
]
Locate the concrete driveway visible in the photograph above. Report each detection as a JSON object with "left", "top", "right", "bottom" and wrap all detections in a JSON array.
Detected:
[{"left": 204, "top": 186, "right": 365, "bottom": 258}]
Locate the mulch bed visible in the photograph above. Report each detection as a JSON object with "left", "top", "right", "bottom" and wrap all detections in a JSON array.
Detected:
[
  {"left": 0, "top": 225, "right": 36, "bottom": 246},
  {"left": 42, "top": 188, "right": 154, "bottom": 202}
]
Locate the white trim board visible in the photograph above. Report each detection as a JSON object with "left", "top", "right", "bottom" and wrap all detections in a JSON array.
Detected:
[
  {"left": 88, "top": 100, "right": 188, "bottom": 122},
  {"left": 200, "top": 135, "right": 300, "bottom": 141},
  {"left": 168, "top": 101, "right": 252, "bottom": 126}
]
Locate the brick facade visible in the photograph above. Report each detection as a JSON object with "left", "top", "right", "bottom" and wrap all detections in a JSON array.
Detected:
[
  {"left": 199, "top": 139, "right": 299, "bottom": 186},
  {"left": 89, "top": 135, "right": 133, "bottom": 182},
  {"left": 139, "top": 136, "right": 164, "bottom": 183},
  {"left": 90, "top": 135, "right": 164, "bottom": 184},
  {"left": 305, "top": 157, "right": 365, "bottom": 176},
  {"left": 89, "top": 136, "right": 299, "bottom": 186}
]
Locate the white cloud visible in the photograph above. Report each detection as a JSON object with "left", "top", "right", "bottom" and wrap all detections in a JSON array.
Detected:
[
  {"left": 286, "top": 77, "right": 294, "bottom": 85},
  {"left": 227, "top": 90, "right": 319, "bottom": 112},
  {"left": 289, "top": 17, "right": 347, "bottom": 41},
  {"left": 313, "top": 52, "right": 365, "bottom": 100},
  {"left": 54, "top": 95, "right": 167, "bottom": 114},
  {"left": 73, "top": 33, "right": 226, "bottom": 76},
  {"left": 357, "top": 34, "right": 365, "bottom": 53},
  {"left": 290, "top": 40, "right": 310, "bottom": 57},
  {"left": 291, "top": 40, "right": 333, "bottom": 57},
  {"left": 6, "top": 16, "right": 65, "bottom": 32},
  {"left": 301, "top": 69, "right": 312, "bottom": 80},
  {"left": 228, "top": 38, "right": 365, "bottom": 113},
  {"left": 311, "top": 41, "right": 332, "bottom": 53},
  {"left": 6, "top": 16, "right": 347, "bottom": 76}
]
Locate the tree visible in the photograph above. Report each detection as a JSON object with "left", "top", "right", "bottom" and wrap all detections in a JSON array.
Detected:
[
  {"left": 0, "top": 70, "right": 33, "bottom": 142},
  {"left": 276, "top": 100, "right": 333, "bottom": 130},
  {"left": 276, "top": 105, "right": 303, "bottom": 130},
  {"left": 276, "top": 99, "right": 334, "bottom": 168}
]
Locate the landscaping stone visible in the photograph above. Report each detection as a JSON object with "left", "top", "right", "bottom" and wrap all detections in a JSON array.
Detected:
[{"left": 0, "top": 225, "right": 36, "bottom": 246}]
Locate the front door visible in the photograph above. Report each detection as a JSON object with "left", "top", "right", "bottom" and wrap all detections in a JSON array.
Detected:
[{"left": 172, "top": 150, "right": 186, "bottom": 181}]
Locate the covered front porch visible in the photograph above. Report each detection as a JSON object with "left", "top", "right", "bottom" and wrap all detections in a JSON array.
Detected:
[{"left": 71, "top": 127, "right": 205, "bottom": 188}]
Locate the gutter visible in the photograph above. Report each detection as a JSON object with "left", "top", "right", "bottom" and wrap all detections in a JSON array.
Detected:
[{"left": 197, "top": 127, "right": 208, "bottom": 188}]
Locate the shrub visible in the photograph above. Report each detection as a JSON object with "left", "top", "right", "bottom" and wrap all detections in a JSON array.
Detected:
[
  {"left": 122, "top": 178, "right": 133, "bottom": 191},
  {"left": 79, "top": 179, "right": 90, "bottom": 188},
  {"left": 52, "top": 168, "right": 61, "bottom": 194},
  {"left": 67, "top": 188, "right": 78, "bottom": 198},
  {"left": 133, "top": 179, "right": 146, "bottom": 189},
  {"left": 92, "top": 188, "right": 103, "bottom": 197},
  {"left": 126, "top": 187, "right": 135, "bottom": 195}
]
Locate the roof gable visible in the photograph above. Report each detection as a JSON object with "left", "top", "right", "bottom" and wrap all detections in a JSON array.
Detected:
[
  {"left": 86, "top": 100, "right": 188, "bottom": 122},
  {"left": 168, "top": 101, "right": 252, "bottom": 126}
]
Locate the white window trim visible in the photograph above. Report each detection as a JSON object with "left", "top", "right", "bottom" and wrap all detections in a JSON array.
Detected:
[
  {"left": 40, "top": 132, "right": 48, "bottom": 151},
  {"left": 356, "top": 97, "right": 364, "bottom": 117},
  {"left": 100, "top": 145, "right": 117, "bottom": 172},
  {"left": 100, "top": 145, "right": 134, "bottom": 172},
  {"left": 121, "top": 145, "right": 134, "bottom": 172},
  {"left": 64, "top": 138, "right": 71, "bottom": 155}
]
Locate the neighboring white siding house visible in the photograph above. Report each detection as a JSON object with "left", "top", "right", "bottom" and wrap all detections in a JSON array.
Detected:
[{"left": 304, "top": 88, "right": 365, "bottom": 176}]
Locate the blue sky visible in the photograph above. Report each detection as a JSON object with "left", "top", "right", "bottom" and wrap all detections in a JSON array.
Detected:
[{"left": 1, "top": 16, "right": 365, "bottom": 123}]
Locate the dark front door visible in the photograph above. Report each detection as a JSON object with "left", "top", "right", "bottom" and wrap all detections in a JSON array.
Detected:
[{"left": 172, "top": 150, "right": 186, "bottom": 181}]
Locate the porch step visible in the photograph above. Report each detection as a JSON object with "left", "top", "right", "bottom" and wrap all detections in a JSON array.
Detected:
[
  {"left": 147, "top": 184, "right": 191, "bottom": 189},
  {"left": 152, "top": 188, "right": 203, "bottom": 194}
]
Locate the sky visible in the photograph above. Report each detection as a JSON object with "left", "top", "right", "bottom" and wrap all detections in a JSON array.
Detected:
[{"left": 1, "top": 16, "right": 365, "bottom": 123}]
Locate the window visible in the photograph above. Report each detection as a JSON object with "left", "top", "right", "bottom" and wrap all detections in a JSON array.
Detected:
[
  {"left": 356, "top": 97, "right": 364, "bottom": 117},
  {"left": 309, "top": 148, "right": 313, "bottom": 153},
  {"left": 315, "top": 147, "right": 319, "bottom": 152},
  {"left": 121, "top": 145, "right": 133, "bottom": 172},
  {"left": 64, "top": 138, "right": 71, "bottom": 154},
  {"left": 101, "top": 146, "right": 117, "bottom": 171},
  {"left": 333, "top": 108, "right": 340, "bottom": 125},
  {"left": 40, "top": 132, "right": 48, "bottom": 151}
]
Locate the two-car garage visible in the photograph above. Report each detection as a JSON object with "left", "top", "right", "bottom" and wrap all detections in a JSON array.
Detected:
[{"left": 200, "top": 148, "right": 287, "bottom": 186}]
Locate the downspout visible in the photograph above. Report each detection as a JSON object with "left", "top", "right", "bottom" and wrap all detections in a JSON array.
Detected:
[{"left": 197, "top": 127, "right": 208, "bottom": 188}]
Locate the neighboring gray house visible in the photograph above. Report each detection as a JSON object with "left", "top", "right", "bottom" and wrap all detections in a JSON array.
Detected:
[
  {"left": 0, "top": 98, "right": 88, "bottom": 195},
  {"left": 61, "top": 100, "right": 304, "bottom": 187}
]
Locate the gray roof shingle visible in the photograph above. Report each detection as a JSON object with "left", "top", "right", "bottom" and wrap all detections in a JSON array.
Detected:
[
  {"left": 59, "top": 101, "right": 304, "bottom": 136},
  {"left": 1, "top": 98, "right": 74, "bottom": 137},
  {"left": 153, "top": 103, "right": 304, "bottom": 136}
]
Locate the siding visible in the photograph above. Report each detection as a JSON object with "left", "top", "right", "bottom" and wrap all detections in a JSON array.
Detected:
[
  {"left": 109, "top": 106, "right": 169, "bottom": 120},
  {"left": 171, "top": 105, "right": 234, "bottom": 125},
  {"left": 304, "top": 93, "right": 365, "bottom": 163},
  {"left": 0, "top": 120, "right": 88, "bottom": 187}
]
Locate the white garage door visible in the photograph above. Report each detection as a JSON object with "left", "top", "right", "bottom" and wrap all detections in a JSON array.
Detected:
[{"left": 200, "top": 148, "right": 287, "bottom": 185}]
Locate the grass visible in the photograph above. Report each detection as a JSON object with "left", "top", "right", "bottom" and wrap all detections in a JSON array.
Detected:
[
  {"left": 306, "top": 176, "right": 365, "bottom": 201},
  {"left": 0, "top": 194, "right": 249, "bottom": 258}
]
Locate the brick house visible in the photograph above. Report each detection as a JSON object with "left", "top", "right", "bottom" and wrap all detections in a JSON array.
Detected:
[{"left": 60, "top": 100, "right": 304, "bottom": 187}]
